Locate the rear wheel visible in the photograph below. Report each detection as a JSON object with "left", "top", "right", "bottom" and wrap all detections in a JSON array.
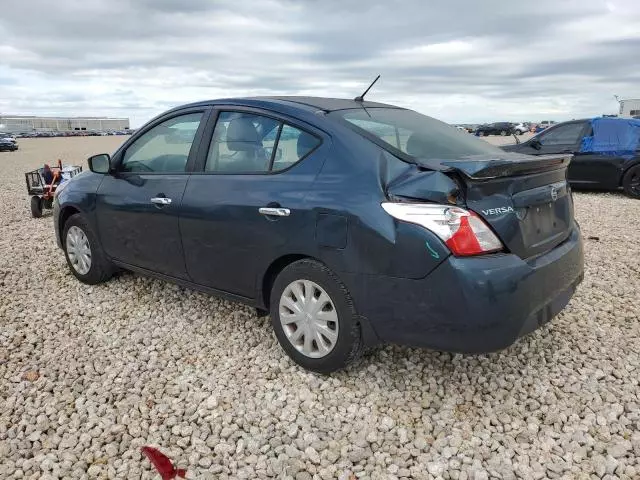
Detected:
[
  {"left": 269, "top": 259, "right": 363, "bottom": 373},
  {"left": 500, "top": 130, "right": 507, "bottom": 136},
  {"left": 30, "top": 196, "right": 43, "bottom": 218},
  {"left": 63, "top": 214, "right": 114, "bottom": 284},
  {"left": 622, "top": 165, "right": 640, "bottom": 199}
]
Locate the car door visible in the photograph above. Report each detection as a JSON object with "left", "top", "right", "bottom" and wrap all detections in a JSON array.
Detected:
[
  {"left": 568, "top": 124, "right": 628, "bottom": 188},
  {"left": 513, "top": 121, "right": 589, "bottom": 156},
  {"left": 96, "top": 109, "right": 209, "bottom": 279},
  {"left": 180, "top": 108, "right": 328, "bottom": 298}
]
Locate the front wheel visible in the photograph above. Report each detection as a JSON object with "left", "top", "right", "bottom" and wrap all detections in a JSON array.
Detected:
[
  {"left": 30, "top": 196, "right": 43, "bottom": 218},
  {"left": 63, "top": 214, "right": 114, "bottom": 284},
  {"left": 270, "top": 259, "right": 363, "bottom": 373},
  {"left": 622, "top": 165, "right": 640, "bottom": 199},
  {"left": 500, "top": 130, "right": 507, "bottom": 136}
]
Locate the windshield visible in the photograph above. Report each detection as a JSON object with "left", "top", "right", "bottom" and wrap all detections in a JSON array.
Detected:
[{"left": 332, "top": 108, "right": 506, "bottom": 161}]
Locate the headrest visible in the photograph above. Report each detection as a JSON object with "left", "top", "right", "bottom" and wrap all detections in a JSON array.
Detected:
[{"left": 227, "top": 118, "right": 260, "bottom": 152}]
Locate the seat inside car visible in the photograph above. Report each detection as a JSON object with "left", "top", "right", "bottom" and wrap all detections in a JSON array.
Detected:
[{"left": 223, "top": 117, "right": 267, "bottom": 172}]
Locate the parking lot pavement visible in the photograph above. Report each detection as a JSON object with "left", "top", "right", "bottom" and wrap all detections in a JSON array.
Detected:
[{"left": 1, "top": 138, "right": 639, "bottom": 479}]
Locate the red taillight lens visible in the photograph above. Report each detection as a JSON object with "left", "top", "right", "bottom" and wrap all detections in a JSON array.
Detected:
[
  {"left": 445, "top": 215, "right": 483, "bottom": 255},
  {"left": 381, "top": 203, "right": 503, "bottom": 256}
]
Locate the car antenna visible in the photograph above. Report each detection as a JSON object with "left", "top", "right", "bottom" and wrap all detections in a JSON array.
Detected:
[{"left": 354, "top": 75, "right": 380, "bottom": 102}]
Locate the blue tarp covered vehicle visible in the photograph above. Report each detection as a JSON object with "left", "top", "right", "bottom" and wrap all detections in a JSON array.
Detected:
[{"left": 502, "top": 117, "right": 640, "bottom": 198}]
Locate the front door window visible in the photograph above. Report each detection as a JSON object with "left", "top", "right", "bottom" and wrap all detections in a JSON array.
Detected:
[
  {"left": 121, "top": 113, "right": 203, "bottom": 173},
  {"left": 539, "top": 123, "right": 585, "bottom": 146}
]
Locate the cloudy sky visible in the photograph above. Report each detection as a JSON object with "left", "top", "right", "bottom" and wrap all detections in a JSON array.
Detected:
[{"left": 1, "top": 0, "right": 639, "bottom": 126}]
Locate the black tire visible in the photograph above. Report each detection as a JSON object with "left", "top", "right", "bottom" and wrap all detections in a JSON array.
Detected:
[
  {"left": 43, "top": 197, "right": 54, "bottom": 210},
  {"left": 500, "top": 130, "right": 507, "bottom": 136},
  {"left": 269, "top": 259, "right": 363, "bottom": 373},
  {"left": 62, "top": 214, "right": 114, "bottom": 284},
  {"left": 482, "top": 131, "right": 489, "bottom": 137},
  {"left": 622, "top": 165, "right": 640, "bottom": 199},
  {"left": 30, "top": 196, "right": 43, "bottom": 218}
]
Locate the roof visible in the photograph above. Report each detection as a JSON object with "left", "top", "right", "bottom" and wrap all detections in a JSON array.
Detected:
[
  {"left": 179, "top": 96, "right": 402, "bottom": 113},
  {"left": 257, "top": 96, "right": 401, "bottom": 112}
]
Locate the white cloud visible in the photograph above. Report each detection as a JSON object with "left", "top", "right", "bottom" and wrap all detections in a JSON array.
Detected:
[{"left": 1, "top": 0, "right": 639, "bottom": 126}]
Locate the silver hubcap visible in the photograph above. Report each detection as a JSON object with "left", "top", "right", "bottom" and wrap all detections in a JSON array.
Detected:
[
  {"left": 66, "top": 226, "right": 92, "bottom": 275},
  {"left": 279, "top": 280, "right": 339, "bottom": 359}
]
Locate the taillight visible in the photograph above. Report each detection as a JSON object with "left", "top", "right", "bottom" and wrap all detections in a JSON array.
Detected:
[{"left": 381, "top": 202, "right": 503, "bottom": 256}]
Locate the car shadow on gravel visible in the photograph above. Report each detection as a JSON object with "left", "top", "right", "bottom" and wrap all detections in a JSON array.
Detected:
[{"left": 349, "top": 323, "right": 566, "bottom": 385}]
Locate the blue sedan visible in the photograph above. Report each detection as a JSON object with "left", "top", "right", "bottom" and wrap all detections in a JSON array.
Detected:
[{"left": 53, "top": 97, "right": 584, "bottom": 372}]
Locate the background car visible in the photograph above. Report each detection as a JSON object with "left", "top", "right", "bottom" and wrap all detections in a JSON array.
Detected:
[
  {"left": 54, "top": 96, "right": 583, "bottom": 372},
  {"left": 533, "top": 120, "right": 556, "bottom": 133},
  {"left": 0, "top": 136, "right": 18, "bottom": 151},
  {"left": 474, "top": 122, "right": 515, "bottom": 136},
  {"left": 503, "top": 117, "right": 640, "bottom": 198},
  {"left": 513, "top": 122, "right": 530, "bottom": 135}
]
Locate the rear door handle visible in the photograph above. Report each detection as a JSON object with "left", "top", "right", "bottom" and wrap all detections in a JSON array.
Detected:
[
  {"left": 150, "top": 197, "right": 172, "bottom": 205},
  {"left": 259, "top": 207, "right": 290, "bottom": 217}
]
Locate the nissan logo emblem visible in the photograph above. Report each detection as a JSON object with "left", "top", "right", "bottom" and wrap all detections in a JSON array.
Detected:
[{"left": 550, "top": 186, "right": 558, "bottom": 202}]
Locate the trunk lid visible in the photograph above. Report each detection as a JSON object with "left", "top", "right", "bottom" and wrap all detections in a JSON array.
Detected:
[{"left": 388, "top": 153, "right": 575, "bottom": 259}]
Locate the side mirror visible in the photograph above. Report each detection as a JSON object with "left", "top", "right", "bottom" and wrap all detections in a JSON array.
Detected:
[
  {"left": 88, "top": 153, "right": 111, "bottom": 174},
  {"left": 529, "top": 138, "right": 542, "bottom": 150}
]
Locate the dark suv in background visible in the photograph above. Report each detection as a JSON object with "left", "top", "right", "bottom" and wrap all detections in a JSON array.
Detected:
[{"left": 475, "top": 122, "right": 515, "bottom": 136}]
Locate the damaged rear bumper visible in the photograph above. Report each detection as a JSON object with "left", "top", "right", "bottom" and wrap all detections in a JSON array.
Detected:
[{"left": 343, "top": 226, "right": 584, "bottom": 353}]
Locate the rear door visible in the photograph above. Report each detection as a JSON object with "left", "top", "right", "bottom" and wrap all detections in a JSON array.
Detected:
[
  {"left": 180, "top": 108, "right": 327, "bottom": 297},
  {"left": 568, "top": 123, "right": 626, "bottom": 188},
  {"left": 96, "top": 109, "right": 209, "bottom": 278}
]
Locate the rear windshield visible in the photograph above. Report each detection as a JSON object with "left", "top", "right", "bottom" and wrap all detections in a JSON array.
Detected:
[{"left": 332, "top": 108, "right": 506, "bottom": 161}]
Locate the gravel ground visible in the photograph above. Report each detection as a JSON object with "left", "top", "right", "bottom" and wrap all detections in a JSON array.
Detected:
[{"left": 1, "top": 138, "right": 639, "bottom": 480}]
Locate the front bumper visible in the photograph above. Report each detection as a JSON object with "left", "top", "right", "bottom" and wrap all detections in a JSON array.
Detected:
[
  {"left": 345, "top": 226, "right": 584, "bottom": 353},
  {"left": 53, "top": 198, "right": 63, "bottom": 248}
]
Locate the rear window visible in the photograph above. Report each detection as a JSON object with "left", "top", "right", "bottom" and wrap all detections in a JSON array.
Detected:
[{"left": 332, "top": 108, "right": 506, "bottom": 161}]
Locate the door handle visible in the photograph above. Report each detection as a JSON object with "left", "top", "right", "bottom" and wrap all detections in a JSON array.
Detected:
[
  {"left": 259, "top": 207, "right": 290, "bottom": 217},
  {"left": 150, "top": 197, "right": 172, "bottom": 205}
]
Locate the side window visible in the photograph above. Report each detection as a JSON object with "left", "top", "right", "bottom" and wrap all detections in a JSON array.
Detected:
[
  {"left": 272, "top": 125, "right": 321, "bottom": 172},
  {"left": 539, "top": 123, "right": 585, "bottom": 146},
  {"left": 342, "top": 118, "right": 410, "bottom": 151},
  {"left": 121, "top": 113, "right": 203, "bottom": 173},
  {"left": 205, "top": 112, "right": 320, "bottom": 173},
  {"left": 206, "top": 112, "right": 279, "bottom": 173}
]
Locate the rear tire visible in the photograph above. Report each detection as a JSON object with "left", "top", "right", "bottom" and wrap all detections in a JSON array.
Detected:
[
  {"left": 62, "top": 214, "right": 114, "bottom": 284},
  {"left": 500, "top": 130, "right": 507, "bottom": 136},
  {"left": 622, "top": 165, "right": 640, "bottom": 199},
  {"left": 30, "top": 196, "right": 43, "bottom": 218},
  {"left": 269, "top": 259, "right": 363, "bottom": 373}
]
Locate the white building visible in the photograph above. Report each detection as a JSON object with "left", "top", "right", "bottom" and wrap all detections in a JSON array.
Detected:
[
  {"left": 0, "top": 115, "right": 130, "bottom": 133},
  {"left": 618, "top": 99, "right": 640, "bottom": 118}
]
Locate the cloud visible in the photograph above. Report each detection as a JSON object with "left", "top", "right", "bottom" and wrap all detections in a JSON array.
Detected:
[{"left": 1, "top": 0, "right": 639, "bottom": 125}]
